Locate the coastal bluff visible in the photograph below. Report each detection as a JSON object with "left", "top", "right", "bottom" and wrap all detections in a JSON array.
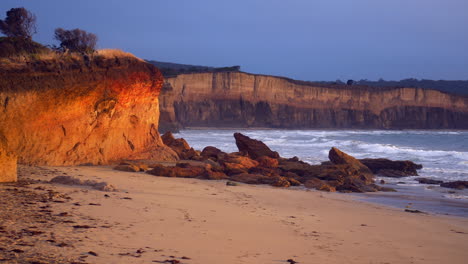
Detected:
[
  {"left": 160, "top": 72, "right": 468, "bottom": 131},
  {"left": 0, "top": 54, "right": 177, "bottom": 182}
]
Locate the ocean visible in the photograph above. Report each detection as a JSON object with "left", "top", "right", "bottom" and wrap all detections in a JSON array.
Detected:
[{"left": 175, "top": 129, "right": 468, "bottom": 217}]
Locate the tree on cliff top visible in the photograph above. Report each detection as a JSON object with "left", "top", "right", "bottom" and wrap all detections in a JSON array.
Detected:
[
  {"left": 0, "top": 7, "right": 37, "bottom": 39},
  {"left": 54, "top": 28, "right": 97, "bottom": 54}
]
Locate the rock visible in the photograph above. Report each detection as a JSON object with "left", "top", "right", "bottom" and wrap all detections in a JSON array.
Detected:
[
  {"left": 226, "top": 181, "right": 239, "bottom": 186},
  {"left": 271, "top": 177, "right": 291, "bottom": 188},
  {"left": 161, "top": 132, "right": 199, "bottom": 160},
  {"left": 278, "top": 160, "right": 322, "bottom": 178},
  {"left": 415, "top": 178, "right": 444, "bottom": 184},
  {"left": 287, "top": 178, "right": 302, "bottom": 186},
  {"left": 0, "top": 137, "right": 17, "bottom": 183},
  {"left": 0, "top": 56, "right": 177, "bottom": 166},
  {"left": 200, "top": 146, "right": 224, "bottom": 160},
  {"left": 405, "top": 209, "right": 426, "bottom": 214},
  {"left": 328, "top": 147, "right": 374, "bottom": 184},
  {"left": 147, "top": 165, "right": 176, "bottom": 177},
  {"left": 359, "top": 158, "right": 422, "bottom": 177},
  {"left": 378, "top": 186, "right": 397, "bottom": 192},
  {"left": 233, "top": 132, "right": 280, "bottom": 159},
  {"left": 336, "top": 179, "right": 379, "bottom": 193},
  {"left": 440, "top": 181, "right": 468, "bottom": 190},
  {"left": 203, "top": 159, "right": 223, "bottom": 171},
  {"left": 256, "top": 156, "right": 279, "bottom": 168},
  {"left": 159, "top": 72, "right": 468, "bottom": 130},
  {"left": 113, "top": 164, "right": 140, "bottom": 172},
  {"left": 229, "top": 173, "right": 289, "bottom": 187},
  {"left": 304, "top": 178, "right": 336, "bottom": 192},
  {"left": 147, "top": 164, "right": 205, "bottom": 178}
]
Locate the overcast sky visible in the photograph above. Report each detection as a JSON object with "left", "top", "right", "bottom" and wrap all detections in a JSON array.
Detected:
[{"left": 1, "top": 0, "right": 467, "bottom": 81}]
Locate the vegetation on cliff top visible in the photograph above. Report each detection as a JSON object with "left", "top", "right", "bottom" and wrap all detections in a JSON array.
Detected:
[{"left": 0, "top": 7, "right": 142, "bottom": 68}]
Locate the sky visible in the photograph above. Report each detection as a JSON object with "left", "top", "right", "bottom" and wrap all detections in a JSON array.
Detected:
[{"left": 1, "top": 0, "right": 467, "bottom": 81}]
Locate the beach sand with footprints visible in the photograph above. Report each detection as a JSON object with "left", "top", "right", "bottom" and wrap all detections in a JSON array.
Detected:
[{"left": 1, "top": 165, "right": 467, "bottom": 264}]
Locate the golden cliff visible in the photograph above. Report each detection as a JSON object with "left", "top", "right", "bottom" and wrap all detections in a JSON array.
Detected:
[
  {"left": 0, "top": 54, "right": 177, "bottom": 181},
  {"left": 160, "top": 72, "right": 468, "bottom": 130}
]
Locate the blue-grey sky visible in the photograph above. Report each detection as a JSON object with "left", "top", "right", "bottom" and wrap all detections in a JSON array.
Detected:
[{"left": 1, "top": 0, "right": 467, "bottom": 81}]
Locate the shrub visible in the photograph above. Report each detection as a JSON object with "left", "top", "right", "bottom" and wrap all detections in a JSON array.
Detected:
[
  {"left": 0, "top": 36, "right": 48, "bottom": 58},
  {"left": 0, "top": 7, "right": 37, "bottom": 39},
  {"left": 54, "top": 28, "right": 97, "bottom": 54}
]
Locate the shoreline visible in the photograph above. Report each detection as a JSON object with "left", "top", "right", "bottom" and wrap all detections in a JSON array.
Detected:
[
  {"left": 182, "top": 127, "right": 468, "bottom": 131},
  {"left": 2, "top": 165, "right": 467, "bottom": 263}
]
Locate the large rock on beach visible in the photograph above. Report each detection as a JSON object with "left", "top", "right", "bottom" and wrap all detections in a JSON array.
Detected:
[
  {"left": 304, "top": 178, "right": 336, "bottom": 192},
  {"left": 161, "top": 132, "right": 199, "bottom": 160},
  {"left": 329, "top": 147, "right": 374, "bottom": 184},
  {"left": 359, "top": 158, "right": 422, "bottom": 177},
  {"left": 440, "top": 181, "right": 468, "bottom": 190},
  {"left": 234, "top": 133, "right": 280, "bottom": 159},
  {"left": 200, "top": 146, "right": 224, "bottom": 161},
  {"left": 415, "top": 178, "right": 444, "bottom": 184}
]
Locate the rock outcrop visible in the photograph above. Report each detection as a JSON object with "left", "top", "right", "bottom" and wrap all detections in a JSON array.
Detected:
[
  {"left": 0, "top": 54, "right": 177, "bottom": 182},
  {"left": 160, "top": 72, "right": 468, "bottom": 130},
  {"left": 161, "top": 131, "right": 199, "bottom": 160},
  {"left": 141, "top": 132, "right": 412, "bottom": 193},
  {"left": 440, "top": 181, "right": 468, "bottom": 190},
  {"left": 360, "top": 158, "right": 422, "bottom": 177},
  {"left": 234, "top": 132, "right": 279, "bottom": 159}
]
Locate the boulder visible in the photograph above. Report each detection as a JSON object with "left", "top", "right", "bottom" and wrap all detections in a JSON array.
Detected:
[
  {"left": 287, "top": 178, "right": 302, "bottom": 186},
  {"left": 304, "top": 178, "right": 336, "bottom": 192},
  {"left": 113, "top": 161, "right": 149, "bottom": 172},
  {"left": 440, "top": 181, "right": 468, "bottom": 190},
  {"left": 229, "top": 173, "right": 290, "bottom": 187},
  {"left": 147, "top": 164, "right": 205, "bottom": 178},
  {"left": 359, "top": 158, "right": 422, "bottom": 177},
  {"left": 415, "top": 178, "right": 444, "bottom": 184},
  {"left": 335, "top": 178, "right": 379, "bottom": 193},
  {"left": 0, "top": 137, "right": 17, "bottom": 183},
  {"left": 200, "top": 146, "right": 224, "bottom": 160},
  {"left": 161, "top": 131, "right": 199, "bottom": 160},
  {"left": 113, "top": 164, "right": 140, "bottom": 172},
  {"left": 328, "top": 147, "right": 374, "bottom": 184},
  {"left": 233, "top": 133, "right": 279, "bottom": 159}
]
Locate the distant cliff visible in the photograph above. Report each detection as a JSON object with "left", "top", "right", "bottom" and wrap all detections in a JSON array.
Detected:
[
  {"left": 0, "top": 54, "right": 177, "bottom": 172},
  {"left": 160, "top": 72, "right": 468, "bottom": 131}
]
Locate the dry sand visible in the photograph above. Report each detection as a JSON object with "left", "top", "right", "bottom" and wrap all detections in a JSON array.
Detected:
[{"left": 1, "top": 165, "right": 467, "bottom": 264}]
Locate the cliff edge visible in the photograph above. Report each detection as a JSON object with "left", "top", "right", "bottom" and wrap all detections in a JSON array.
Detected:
[
  {"left": 160, "top": 72, "right": 468, "bottom": 131},
  {"left": 0, "top": 52, "right": 177, "bottom": 181}
]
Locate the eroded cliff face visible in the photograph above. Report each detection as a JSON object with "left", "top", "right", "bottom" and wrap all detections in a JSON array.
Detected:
[
  {"left": 0, "top": 56, "right": 177, "bottom": 169},
  {"left": 161, "top": 72, "right": 468, "bottom": 130}
]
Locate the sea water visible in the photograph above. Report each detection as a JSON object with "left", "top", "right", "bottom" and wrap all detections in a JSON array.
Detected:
[{"left": 175, "top": 129, "right": 468, "bottom": 217}]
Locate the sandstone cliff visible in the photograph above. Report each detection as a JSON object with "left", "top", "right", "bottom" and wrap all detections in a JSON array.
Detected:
[
  {"left": 160, "top": 72, "right": 468, "bottom": 130},
  {"left": 0, "top": 54, "right": 177, "bottom": 175}
]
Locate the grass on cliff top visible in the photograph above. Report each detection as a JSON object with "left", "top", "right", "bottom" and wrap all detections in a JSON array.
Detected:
[{"left": 0, "top": 37, "right": 143, "bottom": 67}]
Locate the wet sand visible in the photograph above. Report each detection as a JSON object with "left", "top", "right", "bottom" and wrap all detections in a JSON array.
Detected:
[{"left": 1, "top": 165, "right": 468, "bottom": 264}]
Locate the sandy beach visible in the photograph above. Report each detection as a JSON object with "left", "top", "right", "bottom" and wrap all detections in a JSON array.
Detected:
[{"left": 1, "top": 165, "right": 467, "bottom": 264}]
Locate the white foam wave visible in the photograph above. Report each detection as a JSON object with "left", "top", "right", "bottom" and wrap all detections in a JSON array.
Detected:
[
  {"left": 443, "top": 194, "right": 468, "bottom": 200},
  {"left": 357, "top": 143, "right": 468, "bottom": 160}
]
